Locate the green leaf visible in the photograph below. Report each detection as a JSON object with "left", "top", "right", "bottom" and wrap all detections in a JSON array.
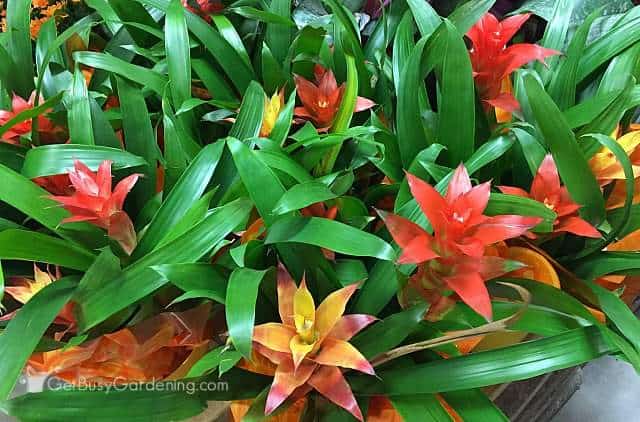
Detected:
[
  {"left": 186, "top": 346, "right": 242, "bottom": 378},
  {"left": 352, "top": 260, "right": 399, "bottom": 315},
  {"left": 266, "top": 0, "right": 293, "bottom": 63},
  {"left": 270, "top": 90, "right": 296, "bottom": 146},
  {"left": 563, "top": 90, "right": 620, "bottom": 129},
  {"left": 75, "top": 198, "right": 252, "bottom": 331},
  {"left": 272, "top": 181, "right": 338, "bottom": 215},
  {"left": 0, "top": 143, "right": 26, "bottom": 172},
  {"left": 265, "top": 216, "right": 395, "bottom": 260},
  {"left": 447, "top": 0, "right": 496, "bottom": 34},
  {"left": 230, "top": 6, "right": 295, "bottom": 26},
  {"left": 407, "top": 0, "right": 440, "bottom": 38},
  {"left": 3, "top": 388, "right": 206, "bottom": 422},
  {"left": 133, "top": 142, "right": 224, "bottom": 259},
  {"left": 116, "top": 75, "right": 159, "bottom": 210},
  {"left": 442, "top": 390, "right": 508, "bottom": 422},
  {"left": 437, "top": 20, "right": 476, "bottom": 166},
  {"left": 0, "top": 230, "right": 96, "bottom": 271},
  {"left": 535, "top": 0, "right": 574, "bottom": 81},
  {"left": 212, "top": 15, "right": 252, "bottom": 69},
  {"left": 226, "top": 268, "right": 270, "bottom": 360},
  {"left": 349, "top": 326, "right": 613, "bottom": 395},
  {"left": 74, "top": 52, "right": 167, "bottom": 94},
  {"left": 4, "top": 0, "right": 34, "bottom": 96},
  {"left": 0, "top": 277, "right": 76, "bottom": 401},
  {"left": 548, "top": 8, "right": 599, "bottom": 110},
  {"left": 485, "top": 193, "right": 556, "bottom": 233},
  {"left": 191, "top": 58, "right": 237, "bottom": 102},
  {"left": 391, "top": 395, "right": 452, "bottom": 422},
  {"left": 230, "top": 81, "right": 266, "bottom": 140},
  {"left": 152, "top": 263, "right": 227, "bottom": 304},
  {"left": 165, "top": 0, "right": 192, "bottom": 107},
  {"left": 524, "top": 74, "right": 605, "bottom": 224},
  {"left": 578, "top": 12, "right": 640, "bottom": 82},
  {"left": 351, "top": 305, "right": 427, "bottom": 359},
  {"left": 393, "top": 11, "right": 417, "bottom": 96},
  {"left": 67, "top": 66, "right": 95, "bottom": 145},
  {"left": 587, "top": 281, "right": 640, "bottom": 352},
  {"left": 573, "top": 252, "right": 640, "bottom": 280},
  {"left": 137, "top": 0, "right": 255, "bottom": 93},
  {"left": 22, "top": 145, "right": 147, "bottom": 178}
]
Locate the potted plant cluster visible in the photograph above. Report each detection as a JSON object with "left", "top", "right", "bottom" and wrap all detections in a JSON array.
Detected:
[{"left": 0, "top": 0, "right": 640, "bottom": 420}]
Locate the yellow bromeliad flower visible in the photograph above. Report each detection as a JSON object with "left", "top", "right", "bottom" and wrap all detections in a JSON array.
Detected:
[
  {"left": 260, "top": 90, "right": 285, "bottom": 138},
  {"left": 588, "top": 127, "right": 640, "bottom": 209},
  {"left": 251, "top": 267, "right": 376, "bottom": 420},
  {"left": 5, "top": 265, "right": 58, "bottom": 305}
]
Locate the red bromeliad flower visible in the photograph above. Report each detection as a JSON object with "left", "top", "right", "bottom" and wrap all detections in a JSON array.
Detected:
[
  {"left": 0, "top": 92, "right": 58, "bottom": 144},
  {"left": 33, "top": 174, "right": 73, "bottom": 196},
  {"left": 182, "top": 0, "right": 223, "bottom": 17},
  {"left": 50, "top": 160, "right": 140, "bottom": 254},
  {"left": 294, "top": 65, "right": 375, "bottom": 131},
  {"left": 467, "top": 13, "right": 560, "bottom": 112},
  {"left": 251, "top": 266, "right": 376, "bottom": 420},
  {"left": 380, "top": 165, "right": 541, "bottom": 319},
  {"left": 499, "top": 154, "right": 601, "bottom": 238}
]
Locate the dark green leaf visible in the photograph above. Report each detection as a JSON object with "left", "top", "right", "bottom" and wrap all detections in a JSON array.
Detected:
[
  {"left": 22, "top": 145, "right": 147, "bottom": 178},
  {"left": 524, "top": 74, "right": 605, "bottom": 224},
  {"left": 226, "top": 268, "right": 270, "bottom": 359},
  {"left": 265, "top": 216, "right": 395, "bottom": 261}
]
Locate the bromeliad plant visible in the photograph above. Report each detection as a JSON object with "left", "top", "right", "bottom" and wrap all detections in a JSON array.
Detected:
[{"left": 1, "top": 0, "right": 640, "bottom": 421}]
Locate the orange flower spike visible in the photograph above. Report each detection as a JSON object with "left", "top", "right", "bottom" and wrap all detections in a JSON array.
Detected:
[
  {"left": 499, "top": 154, "right": 601, "bottom": 238},
  {"left": 294, "top": 65, "right": 375, "bottom": 131},
  {"left": 50, "top": 160, "right": 141, "bottom": 254},
  {"left": 467, "top": 13, "right": 559, "bottom": 113},
  {"left": 0, "top": 92, "right": 58, "bottom": 144},
  {"left": 253, "top": 267, "right": 375, "bottom": 420},
  {"left": 260, "top": 90, "right": 285, "bottom": 138}
]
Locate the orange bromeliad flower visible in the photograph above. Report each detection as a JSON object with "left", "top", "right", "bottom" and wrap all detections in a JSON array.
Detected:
[
  {"left": 27, "top": 304, "right": 213, "bottom": 384},
  {"left": 50, "top": 160, "right": 140, "bottom": 254},
  {"left": 0, "top": 92, "right": 58, "bottom": 144},
  {"left": 260, "top": 90, "right": 285, "bottom": 137},
  {"left": 589, "top": 130, "right": 640, "bottom": 185},
  {"left": 380, "top": 165, "right": 541, "bottom": 319},
  {"left": 251, "top": 267, "right": 376, "bottom": 420},
  {"left": 499, "top": 154, "right": 601, "bottom": 238},
  {"left": 294, "top": 65, "right": 375, "bottom": 131},
  {"left": 467, "top": 13, "right": 559, "bottom": 112},
  {"left": 2, "top": 265, "right": 76, "bottom": 338}
]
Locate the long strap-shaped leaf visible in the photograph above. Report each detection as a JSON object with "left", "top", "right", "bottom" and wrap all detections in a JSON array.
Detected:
[
  {"left": 0, "top": 277, "right": 77, "bottom": 401},
  {"left": 226, "top": 268, "right": 271, "bottom": 360},
  {"left": 3, "top": 388, "right": 206, "bottom": 422},
  {"left": 349, "top": 326, "right": 612, "bottom": 395},
  {"left": 22, "top": 145, "right": 147, "bottom": 178},
  {"left": 524, "top": 74, "right": 605, "bottom": 224}
]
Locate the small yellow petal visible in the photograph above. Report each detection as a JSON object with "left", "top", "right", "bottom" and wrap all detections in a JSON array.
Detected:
[
  {"left": 293, "top": 278, "right": 316, "bottom": 338},
  {"left": 289, "top": 335, "right": 315, "bottom": 370}
]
